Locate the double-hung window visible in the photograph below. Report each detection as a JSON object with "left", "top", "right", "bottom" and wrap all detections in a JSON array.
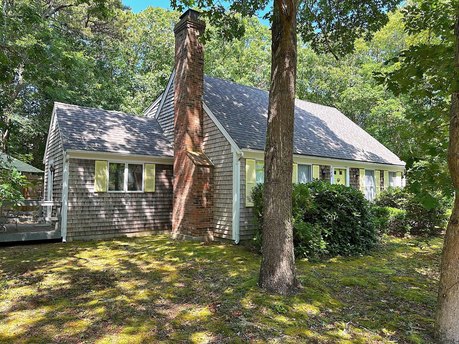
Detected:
[
  {"left": 256, "top": 161, "right": 264, "bottom": 184},
  {"left": 109, "top": 163, "right": 126, "bottom": 191},
  {"left": 298, "top": 164, "right": 312, "bottom": 184},
  {"left": 127, "top": 164, "right": 143, "bottom": 191},
  {"left": 389, "top": 172, "right": 396, "bottom": 187},
  {"left": 108, "top": 163, "right": 144, "bottom": 192},
  {"left": 95, "top": 161, "right": 155, "bottom": 193}
]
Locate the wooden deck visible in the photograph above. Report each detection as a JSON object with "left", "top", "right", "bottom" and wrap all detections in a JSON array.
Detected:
[
  {"left": 0, "top": 199, "right": 62, "bottom": 243},
  {"left": 0, "top": 223, "right": 61, "bottom": 242}
]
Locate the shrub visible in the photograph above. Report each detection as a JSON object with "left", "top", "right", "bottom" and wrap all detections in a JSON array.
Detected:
[
  {"left": 375, "top": 188, "right": 448, "bottom": 236},
  {"left": 252, "top": 181, "right": 378, "bottom": 259},
  {"left": 375, "top": 187, "right": 407, "bottom": 208},
  {"left": 371, "top": 205, "right": 390, "bottom": 234},
  {"left": 371, "top": 206, "right": 410, "bottom": 237},
  {"left": 386, "top": 207, "right": 409, "bottom": 237}
]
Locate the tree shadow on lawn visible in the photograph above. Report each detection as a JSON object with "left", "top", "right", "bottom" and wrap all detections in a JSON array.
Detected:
[{"left": 0, "top": 235, "right": 441, "bottom": 343}]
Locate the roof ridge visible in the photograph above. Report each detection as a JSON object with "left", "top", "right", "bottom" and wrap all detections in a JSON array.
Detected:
[{"left": 54, "top": 102, "right": 140, "bottom": 118}]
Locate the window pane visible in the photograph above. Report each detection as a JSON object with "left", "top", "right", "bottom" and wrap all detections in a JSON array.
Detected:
[
  {"left": 128, "top": 164, "right": 143, "bottom": 191},
  {"left": 256, "top": 161, "right": 264, "bottom": 184},
  {"left": 389, "top": 172, "right": 396, "bottom": 187},
  {"left": 298, "top": 164, "right": 311, "bottom": 184},
  {"left": 109, "top": 163, "right": 125, "bottom": 191}
]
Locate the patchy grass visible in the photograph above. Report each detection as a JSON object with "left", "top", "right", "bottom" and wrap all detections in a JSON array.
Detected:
[{"left": 0, "top": 235, "right": 442, "bottom": 343}]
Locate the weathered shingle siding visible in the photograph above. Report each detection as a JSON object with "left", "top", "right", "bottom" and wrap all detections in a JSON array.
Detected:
[
  {"left": 66, "top": 159, "right": 173, "bottom": 241},
  {"left": 239, "top": 158, "right": 256, "bottom": 241},
  {"left": 156, "top": 82, "right": 175, "bottom": 142},
  {"left": 203, "top": 112, "right": 233, "bottom": 240},
  {"left": 43, "top": 116, "right": 64, "bottom": 206}
]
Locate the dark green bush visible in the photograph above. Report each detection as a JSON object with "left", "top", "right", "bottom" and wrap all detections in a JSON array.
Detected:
[
  {"left": 375, "top": 188, "right": 448, "bottom": 236},
  {"left": 371, "top": 205, "right": 409, "bottom": 237},
  {"left": 252, "top": 181, "right": 378, "bottom": 259},
  {"left": 370, "top": 205, "right": 390, "bottom": 234},
  {"left": 386, "top": 207, "right": 410, "bottom": 237},
  {"left": 374, "top": 187, "right": 407, "bottom": 208}
]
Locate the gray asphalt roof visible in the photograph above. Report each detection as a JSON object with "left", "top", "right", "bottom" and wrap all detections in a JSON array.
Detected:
[
  {"left": 0, "top": 152, "right": 43, "bottom": 173},
  {"left": 203, "top": 76, "right": 405, "bottom": 166},
  {"left": 54, "top": 102, "right": 173, "bottom": 157}
]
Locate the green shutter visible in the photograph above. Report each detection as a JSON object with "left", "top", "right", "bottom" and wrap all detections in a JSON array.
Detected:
[
  {"left": 94, "top": 160, "right": 108, "bottom": 192},
  {"left": 359, "top": 168, "right": 365, "bottom": 192},
  {"left": 384, "top": 171, "right": 389, "bottom": 190},
  {"left": 144, "top": 164, "right": 156, "bottom": 192},
  {"left": 375, "top": 170, "right": 381, "bottom": 194},
  {"left": 312, "top": 165, "right": 320, "bottom": 180},
  {"left": 246, "top": 159, "right": 256, "bottom": 207},
  {"left": 292, "top": 163, "right": 298, "bottom": 184}
]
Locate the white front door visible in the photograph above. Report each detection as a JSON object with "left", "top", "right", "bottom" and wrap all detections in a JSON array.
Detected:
[{"left": 365, "top": 170, "right": 376, "bottom": 201}]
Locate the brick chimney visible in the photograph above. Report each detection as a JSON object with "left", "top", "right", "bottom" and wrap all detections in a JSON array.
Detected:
[{"left": 172, "top": 9, "right": 214, "bottom": 241}]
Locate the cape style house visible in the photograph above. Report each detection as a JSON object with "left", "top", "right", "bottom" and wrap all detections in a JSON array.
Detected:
[{"left": 43, "top": 9, "right": 405, "bottom": 243}]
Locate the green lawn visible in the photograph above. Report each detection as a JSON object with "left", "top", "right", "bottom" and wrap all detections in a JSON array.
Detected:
[{"left": 0, "top": 235, "right": 442, "bottom": 343}]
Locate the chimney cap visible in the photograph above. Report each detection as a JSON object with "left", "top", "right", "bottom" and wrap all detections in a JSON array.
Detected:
[{"left": 179, "top": 8, "right": 201, "bottom": 20}]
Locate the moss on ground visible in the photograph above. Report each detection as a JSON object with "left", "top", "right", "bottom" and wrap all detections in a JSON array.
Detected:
[{"left": 0, "top": 235, "right": 442, "bottom": 343}]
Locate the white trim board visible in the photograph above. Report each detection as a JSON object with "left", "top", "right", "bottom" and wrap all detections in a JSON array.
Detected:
[
  {"left": 231, "top": 148, "right": 241, "bottom": 244},
  {"left": 142, "top": 93, "right": 163, "bottom": 118},
  {"left": 203, "top": 102, "right": 242, "bottom": 244},
  {"left": 203, "top": 102, "right": 241, "bottom": 154},
  {"left": 241, "top": 149, "right": 406, "bottom": 172},
  {"left": 43, "top": 105, "right": 57, "bottom": 164},
  {"left": 61, "top": 153, "right": 69, "bottom": 242},
  {"left": 155, "top": 69, "right": 176, "bottom": 119}
]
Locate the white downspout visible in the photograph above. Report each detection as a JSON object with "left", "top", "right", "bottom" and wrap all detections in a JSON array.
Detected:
[
  {"left": 232, "top": 148, "right": 242, "bottom": 244},
  {"left": 61, "top": 153, "right": 69, "bottom": 242}
]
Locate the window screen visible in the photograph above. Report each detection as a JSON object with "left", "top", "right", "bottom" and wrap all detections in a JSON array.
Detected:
[
  {"left": 109, "top": 163, "right": 125, "bottom": 191},
  {"left": 128, "top": 164, "right": 143, "bottom": 191},
  {"left": 298, "top": 164, "right": 312, "bottom": 184},
  {"left": 256, "top": 161, "right": 264, "bottom": 184},
  {"left": 389, "top": 172, "right": 396, "bottom": 187}
]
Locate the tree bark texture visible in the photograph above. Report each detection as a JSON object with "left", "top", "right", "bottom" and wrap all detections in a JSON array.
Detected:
[
  {"left": 436, "top": 10, "right": 459, "bottom": 343},
  {"left": 259, "top": 0, "right": 299, "bottom": 295}
]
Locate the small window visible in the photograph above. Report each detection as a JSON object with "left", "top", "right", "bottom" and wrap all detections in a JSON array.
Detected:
[
  {"left": 256, "top": 161, "right": 264, "bottom": 184},
  {"left": 389, "top": 172, "right": 396, "bottom": 187},
  {"left": 128, "top": 164, "right": 143, "bottom": 191},
  {"left": 109, "top": 163, "right": 125, "bottom": 191},
  {"left": 298, "top": 164, "right": 312, "bottom": 184}
]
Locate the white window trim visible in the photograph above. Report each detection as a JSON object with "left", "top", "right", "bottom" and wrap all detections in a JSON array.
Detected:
[
  {"left": 107, "top": 161, "right": 145, "bottom": 193},
  {"left": 388, "top": 171, "right": 397, "bottom": 188},
  {"left": 297, "top": 163, "right": 313, "bottom": 184},
  {"left": 255, "top": 159, "right": 264, "bottom": 184}
]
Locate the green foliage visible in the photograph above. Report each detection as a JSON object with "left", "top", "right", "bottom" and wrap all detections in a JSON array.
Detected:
[
  {"left": 0, "top": 165, "right": 28, "bottom": 208},
  {"left": 306, "top": 181, "right": 378, "bottom": 256},
  {"left": 376, "top": 0, "right": 458, "bottom": 201},
  {"left": 371, "top": 205, "right": 409, "bottom": 237},
  {"left": 252, "top": 181, "right": 378, "bottom": 259},
  {"left": 375, "top": 188, "right": 449, "bottom": 237},
  {"left": 0, "top": 0, "right": 127, "bottom": 165},
  {"left": 374, "top": 187, "right": 407, "bottom": 208}
]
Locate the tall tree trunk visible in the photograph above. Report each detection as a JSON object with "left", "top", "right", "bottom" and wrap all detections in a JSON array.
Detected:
[
  {"left": 259, "top": 0, "right": 299, "bottom": 295},
  {"left": 436, "top": 11, "right": 459, "bottom": 343}
]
